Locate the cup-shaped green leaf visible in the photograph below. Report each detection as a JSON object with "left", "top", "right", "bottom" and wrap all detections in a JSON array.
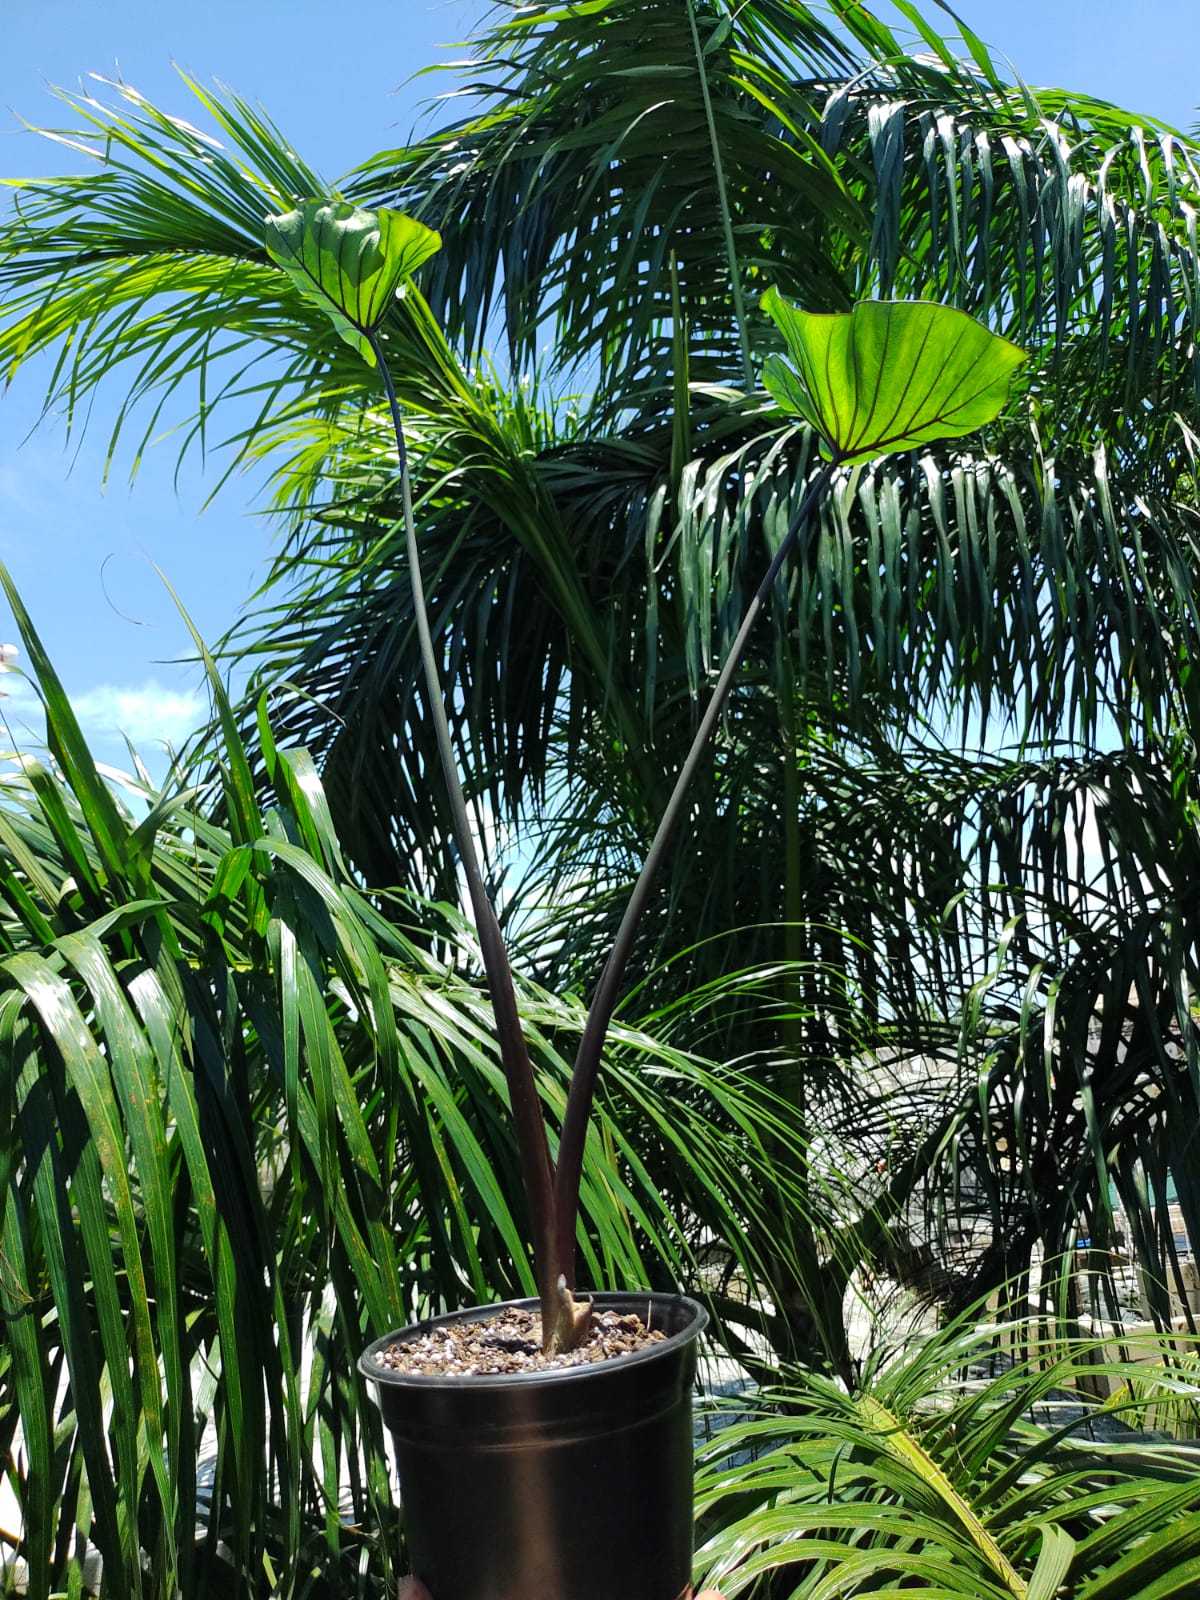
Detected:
[
  {"left": 760, "top": 289, "right": 1027, "bottom": 466},
  {"left": 265, "top": 200, "right": 441, "bottom": 364}
]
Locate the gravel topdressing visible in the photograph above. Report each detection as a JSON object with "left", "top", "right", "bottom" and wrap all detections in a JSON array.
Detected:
[{"left": 371, "top": 1305, "right": 667, "bottom": 1376}]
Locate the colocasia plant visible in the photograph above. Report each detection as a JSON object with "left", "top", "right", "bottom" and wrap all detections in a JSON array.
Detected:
[{"left": 265, "top": 200, "right": 1026, "bottom": 1353}]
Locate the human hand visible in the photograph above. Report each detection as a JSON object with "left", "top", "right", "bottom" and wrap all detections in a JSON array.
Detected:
[{"left": 398, "top": 1584, "right": 725, "bottom": 1600}]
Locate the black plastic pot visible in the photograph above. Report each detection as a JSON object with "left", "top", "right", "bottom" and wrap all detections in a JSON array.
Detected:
[{"left": 359, "top": 1291, "right": 707, "bottom": 1600}]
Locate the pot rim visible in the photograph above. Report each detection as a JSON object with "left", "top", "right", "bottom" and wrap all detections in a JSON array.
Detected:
[{"left": 358, "top": 1290, "right": 707, "bottom": 1391}]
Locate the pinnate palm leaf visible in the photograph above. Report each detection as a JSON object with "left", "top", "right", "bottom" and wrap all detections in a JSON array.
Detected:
[{"left": 696, "top": 1319, "right": 1200, "bottom": 1599}]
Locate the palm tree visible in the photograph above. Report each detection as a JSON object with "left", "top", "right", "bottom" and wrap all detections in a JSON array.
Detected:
[
  {"left": 0, "top": 0, "right": 1198, "bottom": 1503},
  {"left": 344, "top": 0, "right": 1200, "bottom": 1337},
  {"left": 295, "top": 0, "right": 1200, "bottom": 1338},
  {"left": 4, "top": 1, "right": 1200, "bottom": 1594}
]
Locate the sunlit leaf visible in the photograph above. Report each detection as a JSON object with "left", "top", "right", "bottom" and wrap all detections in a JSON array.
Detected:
[
  {"left": 265, "top": 200, "right": 441, "bottom": 364},
  {"left": 696, "top": 1316, "right": 1200, "bottom": 1599},
  {"left": 760, "top": 290, "right": 1027, "bottom": 464}
]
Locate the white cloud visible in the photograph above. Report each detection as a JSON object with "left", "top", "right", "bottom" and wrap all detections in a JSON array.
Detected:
[
  {"left": 0, "top": 461, "right": 46, "bottom": 520},
  {"left": 69, "top": 681, "right": 207, "bottom": 749}
]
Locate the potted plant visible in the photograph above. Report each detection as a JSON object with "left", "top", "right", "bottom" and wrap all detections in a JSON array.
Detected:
[{"left": 264, "top": 200, "right": 1026, "bottom": 1600}]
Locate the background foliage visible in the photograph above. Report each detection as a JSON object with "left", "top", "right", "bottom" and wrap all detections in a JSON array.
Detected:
[
  {"left": 1, "top": 0, "right": 1199, "bottom": 1594},
  {"left": 0, "top": 576, "right": 818, "bottom": 1597}
]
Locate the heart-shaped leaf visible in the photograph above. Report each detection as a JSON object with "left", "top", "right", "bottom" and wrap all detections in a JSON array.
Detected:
[
  {"left": 760, "top": 289, "right": 1026, "bottom": 465},
  {"left": 265, "top": 201, "right": 441, "bottom": 364}
]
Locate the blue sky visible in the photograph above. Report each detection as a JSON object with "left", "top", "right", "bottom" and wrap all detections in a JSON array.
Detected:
[{"left": 0, "top": 0, "right": 1195, "bottom": 781}]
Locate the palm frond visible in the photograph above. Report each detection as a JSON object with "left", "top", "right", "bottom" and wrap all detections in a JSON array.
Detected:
[
  {"left": 351, "top": 0, "right": 864, "bottom": 389},
  {"left": 696, "top": 1315, "right": 1200, "bottom": 1599}
]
